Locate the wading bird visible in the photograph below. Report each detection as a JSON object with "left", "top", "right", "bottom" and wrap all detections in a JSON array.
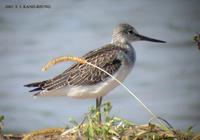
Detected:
[{"left": 25, "top": 23, "right": 165, "bottom": 122}]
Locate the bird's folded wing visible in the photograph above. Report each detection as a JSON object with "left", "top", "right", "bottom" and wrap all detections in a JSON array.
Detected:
[{"left": 26, "top": 44, "right": 126, "bottom": 93}]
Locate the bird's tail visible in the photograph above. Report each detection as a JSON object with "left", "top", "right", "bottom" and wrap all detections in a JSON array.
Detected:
[{"left": 24, "top": 81, "right": 47, "bottom": 92}]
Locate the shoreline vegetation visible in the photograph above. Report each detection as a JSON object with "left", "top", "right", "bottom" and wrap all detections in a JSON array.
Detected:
[
  {"left": 193, "top": 33, "right": 200, "bottom": 50},
  {"left": 0, "top": 103, "right": 200, "bottom": 140}
]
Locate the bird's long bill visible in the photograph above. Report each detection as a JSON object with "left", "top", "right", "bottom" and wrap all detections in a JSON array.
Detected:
[{"left": 136, "top": 34, "right": 166, "bottom": 43}]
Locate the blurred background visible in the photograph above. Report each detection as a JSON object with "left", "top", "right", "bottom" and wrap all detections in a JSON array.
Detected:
[{"left": 0, "top": 0, "right": 200, "bottom": 133}]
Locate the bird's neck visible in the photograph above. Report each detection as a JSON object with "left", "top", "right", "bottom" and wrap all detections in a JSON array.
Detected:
[
  {"left": 111, "top": 40, "right": 131, "bottom": 48},
  {"left": 111, "top": 40, "right": 136, "bottom": 64}
]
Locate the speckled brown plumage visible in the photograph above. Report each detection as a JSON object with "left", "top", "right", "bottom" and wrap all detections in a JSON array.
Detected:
[{"left": 25, "top": 44, "right": 127, "bottom": 92}]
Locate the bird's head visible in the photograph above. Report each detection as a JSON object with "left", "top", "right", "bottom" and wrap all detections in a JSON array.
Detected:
[{"left": 112, "top": 23, "right": 166, "bottom": 44}]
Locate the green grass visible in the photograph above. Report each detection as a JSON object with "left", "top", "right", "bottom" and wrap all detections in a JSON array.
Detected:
[
  {"left": 0, "top": 115, "right": 4, "bottom": 131},
  {"left": 61, "top": 102, "right": 198, "bottom": 140},
  {"left": 0, "top": 104, "right": 199, "bottom": 140}
]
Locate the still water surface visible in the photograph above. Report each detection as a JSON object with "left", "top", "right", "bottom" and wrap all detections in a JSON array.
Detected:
[{"left": 0, "top": 0, "right": 200, "bottom": 132}]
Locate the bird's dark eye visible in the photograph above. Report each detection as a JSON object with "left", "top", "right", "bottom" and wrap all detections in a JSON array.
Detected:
[{"left": 127, "top": 30, "right": 133, "bottom": 34}]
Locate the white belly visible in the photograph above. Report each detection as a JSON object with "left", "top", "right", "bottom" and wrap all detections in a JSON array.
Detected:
[{"left": 37, "top": 62, "right": 134, "bottom": 99}]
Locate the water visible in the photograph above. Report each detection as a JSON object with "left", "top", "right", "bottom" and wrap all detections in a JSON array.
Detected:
[{"left": 0, "top": 0, "right": 200, "bottom": 133}]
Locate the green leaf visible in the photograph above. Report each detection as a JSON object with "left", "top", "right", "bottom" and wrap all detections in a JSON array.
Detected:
[
  {"left": 68, "top": 117, "right": 79, "bottom": 126},
  {"left": 88, "top": 117, "right": 94, "bottom": 140},
  {"left": 0, "top": 115, "right": 4, "bottom": 122},
  {"left": 186, "top": 125, "right": 193, "bottom": 133}
]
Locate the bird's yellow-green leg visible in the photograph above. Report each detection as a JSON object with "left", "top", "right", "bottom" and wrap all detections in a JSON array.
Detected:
[{"left": 96, "top": 97, "right": 103, "bottom": 124}]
